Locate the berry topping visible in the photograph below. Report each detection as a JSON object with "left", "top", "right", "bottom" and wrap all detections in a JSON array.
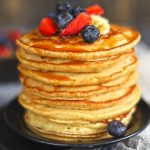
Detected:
[
  {"left": 38, "top": 3, "right": 108, "bottom": 43},
  {"left": 70, "top": 7, "right": 85, "bottom": 17},
  {"left": 56, "top": 12, "right": 74, "bottom": 29},
  {"left": 81, "top": 25, "right": 100, "bottom": 43},
  {"left": 108, "top": 120, "right": 127, "bottom": 137},
  {"left": 86, "top": 4, "right": 104, "bottom": 15},
  {"left": 39, "top": 17, "right": 57, "bottom": 36},
  {"left": 61, "top": 13, "right": 91, "bottom": 36},
  {"left": 57, "top": 2, "right": 71, "bottom": 13}
]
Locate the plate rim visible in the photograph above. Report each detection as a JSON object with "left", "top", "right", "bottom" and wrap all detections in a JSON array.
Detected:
[{"left": 3, "top": 98, "right": 150, "bottom": 148}]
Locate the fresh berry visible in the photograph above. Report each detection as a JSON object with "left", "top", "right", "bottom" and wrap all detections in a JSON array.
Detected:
[
  {"left": 70, "top": 7, "right": 85, "bottom": 17},
  {"left": 0, "top": 32, "right": 12, "bottom": 48},
  {"left": 57, "top": 2, "right": 71, "bottom": 13},
  {"left": 86, "top": 4, "right": 104, "bottom": 15},
  {"left": 81, "top": 25, "right": 100, "bottom": 43},
  {"left": 0, "top": 45, "right": 11, "bottom": 58},
  {"left": 61, "top": 12, "right": 91, "bottom": 36},
  {"left": 39, "top": 17, "right": 57, "bottom": 36},
  {"left": 8, "top": 30, "right": 21, "bottom": 42},
  {"left": 0, "top": 32, "right": 7, "bottom": 45},
  {"left": 56, "top": 12, "right": 74, "bottom": 29},
  {"left": 108, "top": 120, "right": 127, "bottom": 137}
]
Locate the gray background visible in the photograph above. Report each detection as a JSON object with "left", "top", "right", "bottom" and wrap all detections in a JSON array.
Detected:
[{"left": 0, "top": 0, "right": 150, "bottom": 28}]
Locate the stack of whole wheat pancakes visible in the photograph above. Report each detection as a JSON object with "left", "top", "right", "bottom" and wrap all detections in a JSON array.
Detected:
[{"left": 16, "top": 24, "right": 141, "bottom": 142}]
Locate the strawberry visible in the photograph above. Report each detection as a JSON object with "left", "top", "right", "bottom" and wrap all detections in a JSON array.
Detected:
[
  {"left": 0, "top": 46, "right": 11, "bottom": 58},
  {"left": 86, "top": 4, "right": 104, "bottom": 15},
  {"left": 61, "top": 13, "right": 91, "bottom": 36},
  {"left": 39, "top": 17, "right": 57, "bottom": 36},
  {"left": 8, "top": 30, "right": 21, "bottom": 42}
]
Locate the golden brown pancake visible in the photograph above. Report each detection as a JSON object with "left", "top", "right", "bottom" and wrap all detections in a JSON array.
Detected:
[
  {"left": 16, "top": 24, "right": 141, "bottom": 142},
  {"left": 16, "top": 25, "right": 140, "bottom": 61},
  {"left": 18, "top": 59, "right": 137, "bottom": 86},
  {"left": 19, "top": 85, "right": 140, "bottom": 123},
  {"left": 17, "top": 48, "right": 136, "bottom": 73},
  {"left": 20, "top": 71, "right": 138, "bottom": 98},
  {"left": 24, "top": 108, "right": 135, "bottom": 142},
  {"left": 20, "top": 85, "right": 139, "bottom": 110}
]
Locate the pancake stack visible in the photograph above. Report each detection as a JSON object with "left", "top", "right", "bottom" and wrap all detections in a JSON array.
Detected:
[{"left": 16, "top": 24, "right": 141, "bottom": 142}]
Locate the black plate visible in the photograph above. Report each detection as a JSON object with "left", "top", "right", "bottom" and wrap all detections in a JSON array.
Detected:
[{"left": 4, "top": 98, "right": 150, "bottom": 149}]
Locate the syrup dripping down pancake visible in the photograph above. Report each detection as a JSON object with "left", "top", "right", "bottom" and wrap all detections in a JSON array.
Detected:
[
  {"left": 17, "top": 48, "right": 136, "bottom": 73},
  {"left": 18, "top": 59, "right": 137, "bottom": 86},
  {"left": 20, "top": 85, "right": 139, "bottom": 110},
  {"left": 16, "top": 25, "right": 140, "bottom": 61},
  {"left": 20, "top": 71, "right": 138, "bottom": 99}
]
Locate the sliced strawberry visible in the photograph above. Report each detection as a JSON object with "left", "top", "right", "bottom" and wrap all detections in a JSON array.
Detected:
[
  {"left": 39, "top": 17, "right": 57, "bottom": 36},
  {"left": 61, "top": 13, "right": 91, "bottom": 36},
  {"left": 86, "top": 4, "right": 104, "bottom": 15}
]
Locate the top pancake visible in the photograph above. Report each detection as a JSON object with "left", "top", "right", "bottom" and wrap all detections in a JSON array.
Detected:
[{"left": 16, "top": 25, "right": 140, "bottom": 61}]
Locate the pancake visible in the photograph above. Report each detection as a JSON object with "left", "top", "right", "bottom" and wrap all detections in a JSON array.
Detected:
[
  {"left": 24, "top": 108, "right": 135, "bottom": 142},
  {"left": 16, "top": 25, "right": 140, "bottom": 61},
  {"left": 18, "top": 59, "right": 137, "bottom": 86},
  {"left": 21, "top": 71, "right": 138, "bottom": 98},
  {"left": 19, "top": 85, "right": 140, "bottom": 123},
  {"left": 20, "top": 85, "right": 138, "bottom": 110},
  {"left": 17, "top": 48, "right": 136, "bottom": 73}
]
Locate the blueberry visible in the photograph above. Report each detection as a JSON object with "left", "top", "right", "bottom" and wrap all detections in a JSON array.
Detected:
[
  {"left": 56, "top": 12, "right": 74, "bottom": 29},
  {"left": 108, "top": 120, "right": 127, "bottom": 137},
  {"left": 0, "top": 32, "right": 12, "bottom": 49},
  {"left": 70, "top": 6, "right": 85, "bottom": 17},
  {"left": 81, "top": 25, "right": 100, "bottom": 43},
  {"left": 48, "top": 12, "right": 57, "bottom": 20},
  {"left": 57, "top": 2, "right": 71, "bottom": 13},
  {"left": 0, "top": 32, "right": 7, "bottom": 45}
]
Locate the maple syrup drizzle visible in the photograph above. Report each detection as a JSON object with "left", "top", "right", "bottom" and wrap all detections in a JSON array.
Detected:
[{"left": 21, "top": 25, "right": 139, "bottom": 52}]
